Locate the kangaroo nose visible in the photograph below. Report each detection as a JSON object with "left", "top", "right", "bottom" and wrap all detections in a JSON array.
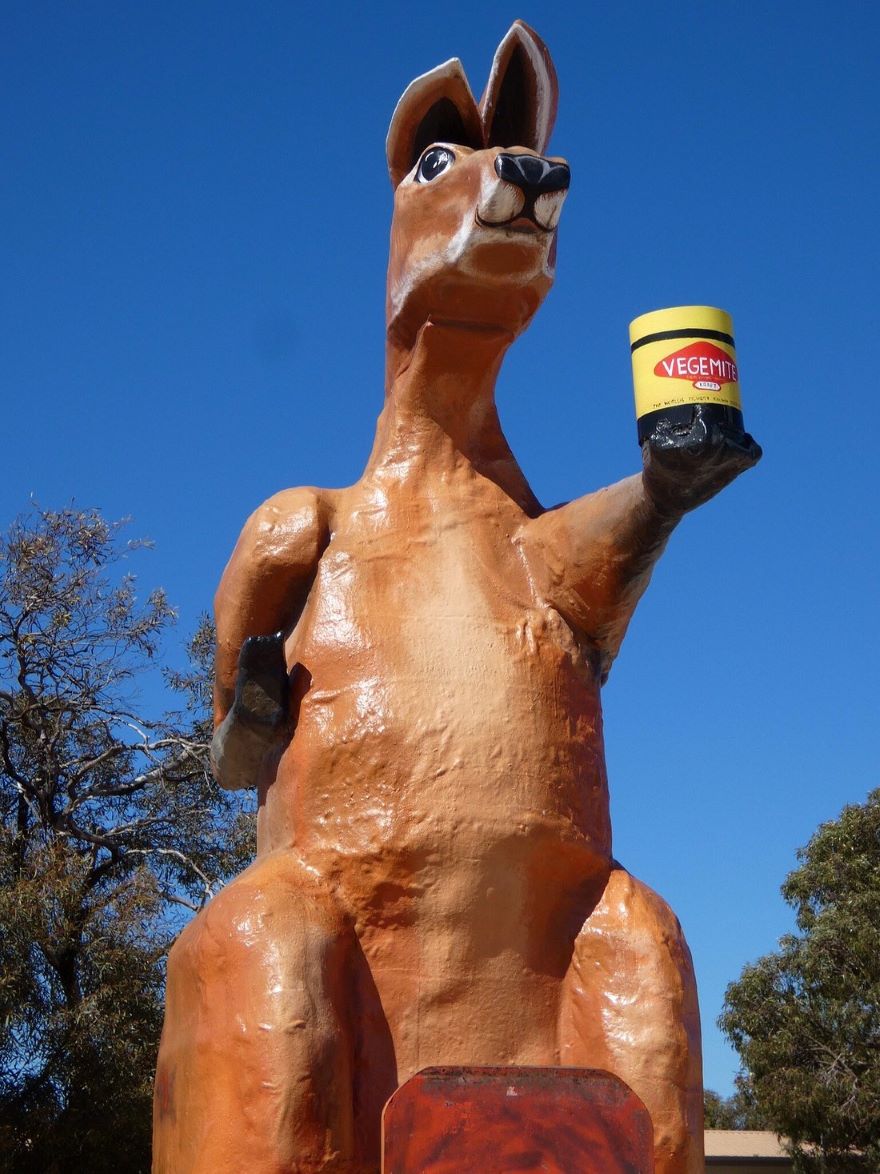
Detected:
[{"left": 495, "top": 153, "right": 571, "bottom": 197}]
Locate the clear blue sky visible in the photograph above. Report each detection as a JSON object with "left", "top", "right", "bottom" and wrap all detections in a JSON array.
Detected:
[{"left": 3, "top": 2, "right": 879, "bottom": 1096}]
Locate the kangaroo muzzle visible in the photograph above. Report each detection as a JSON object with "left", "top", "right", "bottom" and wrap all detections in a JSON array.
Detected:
[{"left": 477, "top": 152, "right": 570, "bottom": 232}]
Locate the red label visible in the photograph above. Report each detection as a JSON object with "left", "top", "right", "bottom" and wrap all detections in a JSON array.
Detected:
[{"left": 654, "top": 341, "right": 738, "bottom": 392}]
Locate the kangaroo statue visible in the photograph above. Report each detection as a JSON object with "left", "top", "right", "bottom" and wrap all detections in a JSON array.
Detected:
[{"left": 154, "top": 22, "right": 760, "bottom": 1174}]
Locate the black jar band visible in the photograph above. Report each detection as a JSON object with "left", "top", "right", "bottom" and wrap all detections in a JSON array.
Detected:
[{"left": 631, "top": 327, "right": 736, "bottom": 354}]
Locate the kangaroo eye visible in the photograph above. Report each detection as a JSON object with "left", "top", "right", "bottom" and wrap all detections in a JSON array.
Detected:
[{"left": 416, "top": 147, "right": 455, "bottom": 183}]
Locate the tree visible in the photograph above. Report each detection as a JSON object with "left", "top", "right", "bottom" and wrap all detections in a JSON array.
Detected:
[
  {"left": 703, "top": 1076, "right": 767, "bottom": 1130},
  {"left": 0, "top": 506, "right": 255, "bottom": 1173},
  {"left": 720, "top": 789, "right": 880, "bottom": 1172}
]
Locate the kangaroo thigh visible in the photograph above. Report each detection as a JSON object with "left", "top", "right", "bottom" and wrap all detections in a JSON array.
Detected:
[
  {"left": 153, "top": 851, "right": 358, "bottom": 1174},
  {"left": 559, "top": 865, "right": 703, "bottom": 1174}
]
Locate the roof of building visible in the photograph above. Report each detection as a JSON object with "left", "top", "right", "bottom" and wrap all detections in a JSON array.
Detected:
[{"left": 705, "top": 1131, "right": 789, "bottom": 1158}]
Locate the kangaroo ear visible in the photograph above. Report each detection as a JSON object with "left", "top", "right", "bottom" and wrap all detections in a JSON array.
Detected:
[
  {"left": 480, "top": 21, "right": 558, "bottom": 154},
  {"left": 386, "top": 58, "right": 483, "bottom": 188}
]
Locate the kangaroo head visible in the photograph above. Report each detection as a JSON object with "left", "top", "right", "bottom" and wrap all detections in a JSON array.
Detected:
[{"left": 385, "top": 22, "right": 569, "bottom": 349}]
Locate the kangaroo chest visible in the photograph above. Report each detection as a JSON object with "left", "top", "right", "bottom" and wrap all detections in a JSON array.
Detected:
[{"left": 261, "top": 479, "right": 611, "bottom": 876}]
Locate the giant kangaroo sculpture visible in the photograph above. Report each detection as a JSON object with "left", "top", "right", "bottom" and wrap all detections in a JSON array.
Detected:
[{"left": 154, "top": 22, "right": 760, "bottom": 1174}]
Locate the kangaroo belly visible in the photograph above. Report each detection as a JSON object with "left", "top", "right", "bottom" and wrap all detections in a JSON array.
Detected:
[
  {"left": 261, "top": 518, "right": 613, "bottom": 1080},
  {"left": 260, "top": 517, "right": 612, "bottom": 881}
]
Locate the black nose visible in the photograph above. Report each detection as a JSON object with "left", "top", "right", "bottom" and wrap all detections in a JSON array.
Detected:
[{"left": 495, "top": 153, "right": 571, "bottom": 198}]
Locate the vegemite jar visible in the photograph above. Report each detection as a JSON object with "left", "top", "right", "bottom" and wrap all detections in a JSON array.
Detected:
[{"left": 629, "top": 305, "right": 743, "bottom": 444}]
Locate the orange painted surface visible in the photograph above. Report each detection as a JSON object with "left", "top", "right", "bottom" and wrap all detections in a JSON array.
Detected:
[
  {"left": 382, "top": 1067, "right": 654, "bottom": 1174},
  {"left": 153, "top": 18, "right": 759, "bottom": 1174}
]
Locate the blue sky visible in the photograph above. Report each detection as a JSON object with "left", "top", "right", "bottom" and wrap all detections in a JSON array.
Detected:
[{"left": 3, "top": 2, "right": 879, "bottom": 1096}]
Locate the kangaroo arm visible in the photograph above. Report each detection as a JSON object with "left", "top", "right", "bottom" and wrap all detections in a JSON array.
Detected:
[
  {"left": 520, "top": 472, "right": 678, "bottom": 680},
  {"left": 213, "top": 487, "right": 332, "bottom": 729}
]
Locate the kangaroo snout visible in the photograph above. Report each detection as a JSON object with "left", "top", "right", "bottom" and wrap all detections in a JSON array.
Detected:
[{"left": 478, "top": 152, "right": 570, "bottom": 232}]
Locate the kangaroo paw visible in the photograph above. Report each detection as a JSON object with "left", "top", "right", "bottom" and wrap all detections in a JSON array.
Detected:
[
  {"left": 643, "top": 404, "right": 762, "bottom": 516},
  {"left": 235, "top": 633, "right": 290, "bottom": 727},
  {"left": 211, "top": 634, "right": 292, "bottom": 791}
]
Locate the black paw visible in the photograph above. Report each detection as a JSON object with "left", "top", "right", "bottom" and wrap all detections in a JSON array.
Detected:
[
  {"left": 233, "top": 633, "right": 290, "bottom": 731},
  {"left": 643, "top": 405, "right": 762, "bottom": 514}
]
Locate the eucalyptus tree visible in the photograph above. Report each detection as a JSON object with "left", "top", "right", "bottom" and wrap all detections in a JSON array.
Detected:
[
  {"left": 0, "top": 506, "right": 253, "bottom": 1173},
  {"left": 721, "top": 789, "right": 880, "bottom": 1172}
]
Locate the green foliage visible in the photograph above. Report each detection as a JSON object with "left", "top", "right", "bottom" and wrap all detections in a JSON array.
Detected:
[
  {"left": 703, "top": 1075, "right": 767, "bottom": 1130},
  {"left": 0, "top": 506, "right": 255, "bottom": 1173},
  {"left": 703, "top": 1088, "right": 738, "bottom": 1129},
  {"left": 720, "top": 789, "right": 880, "bottom": 1172}
]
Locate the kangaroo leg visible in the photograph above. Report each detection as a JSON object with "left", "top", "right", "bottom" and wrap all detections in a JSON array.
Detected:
[
  {"left": 558, "top": 864, "right": 703, "bottom": 1174},
  {"left": 153, "top": 851, "right": 363, "bottom": 1173}
]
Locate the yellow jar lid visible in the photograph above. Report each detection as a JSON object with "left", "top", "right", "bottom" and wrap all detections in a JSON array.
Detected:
[{"left": 629, "top": 305, "right": 734, "bottom": 348}]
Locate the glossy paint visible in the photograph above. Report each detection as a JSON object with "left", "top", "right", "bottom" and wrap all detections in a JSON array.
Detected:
[{"left": 153, "top": 20, "right": 760, "bottom": 1173}]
